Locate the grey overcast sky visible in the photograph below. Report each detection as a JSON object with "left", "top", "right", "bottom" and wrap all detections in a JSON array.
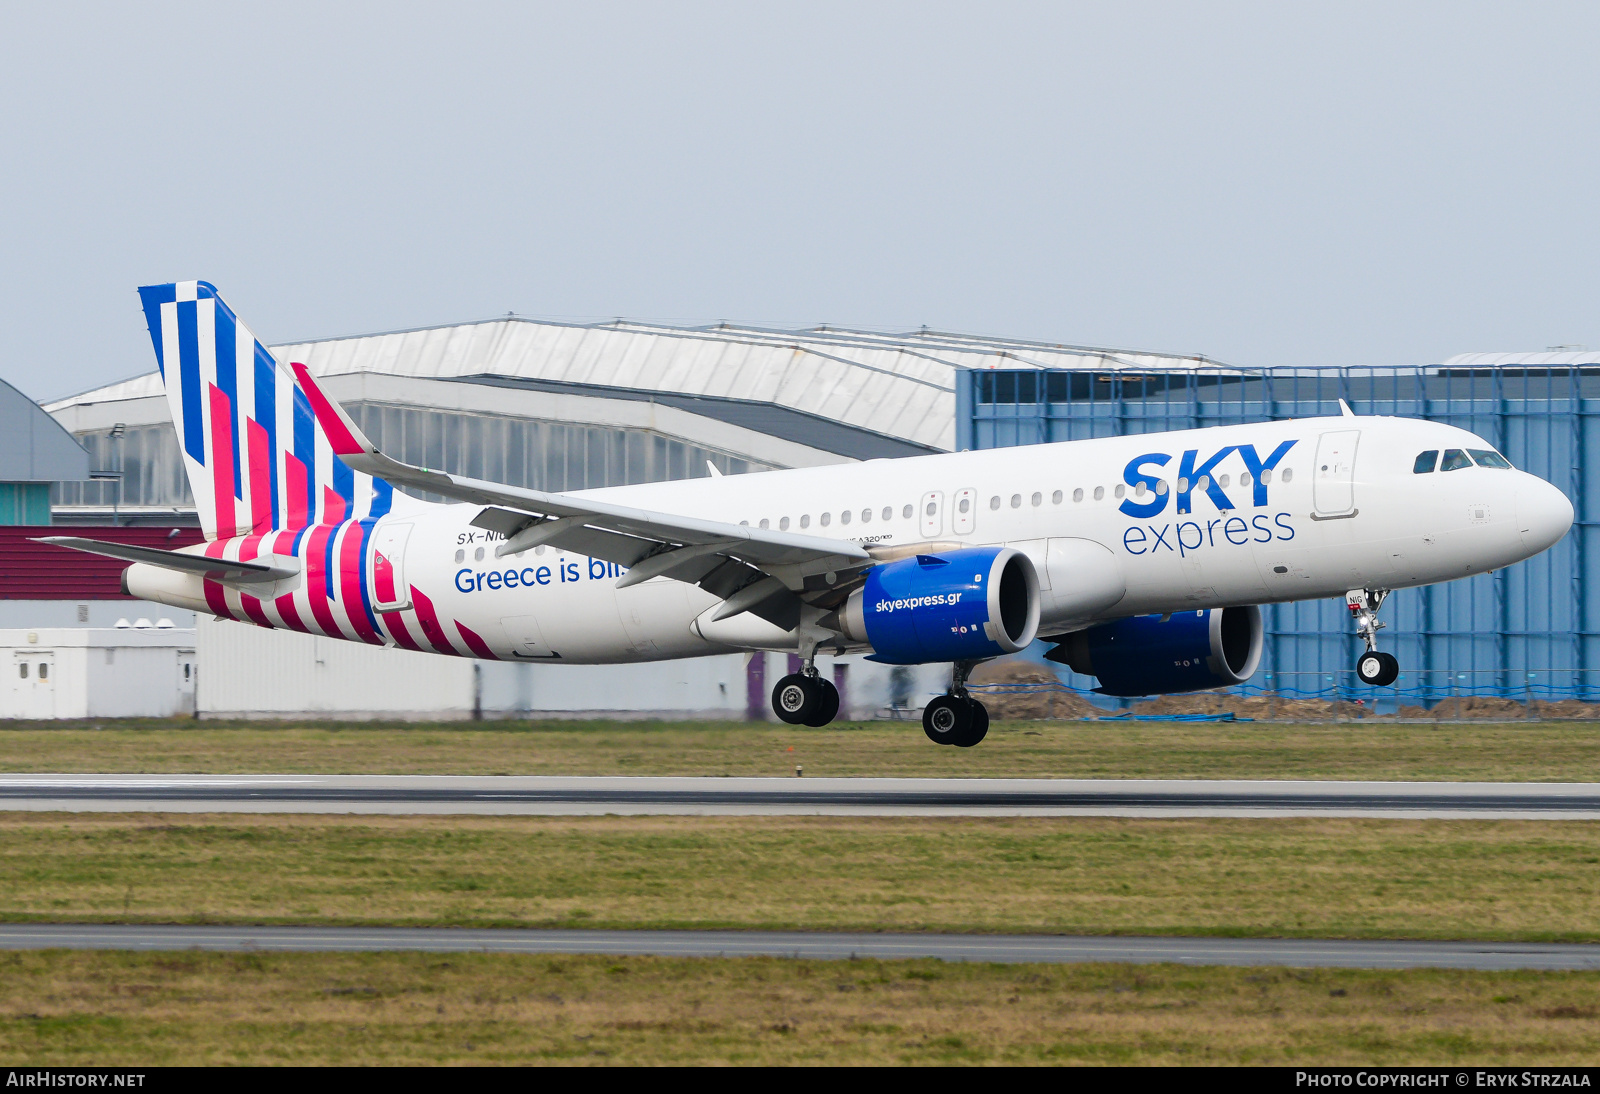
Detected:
[{"left": 1, "top": 2, "right": 1597, "bottom": 401}]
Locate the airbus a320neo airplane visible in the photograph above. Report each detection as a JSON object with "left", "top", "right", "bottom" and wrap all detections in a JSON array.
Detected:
[{"left": 44, "top": 282, "right": 1575, "bottom": 746}]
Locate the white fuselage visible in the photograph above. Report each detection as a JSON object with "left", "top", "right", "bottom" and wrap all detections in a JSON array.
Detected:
[{"left": 366, "top": 414, "right": 1570, "bottom": 664}]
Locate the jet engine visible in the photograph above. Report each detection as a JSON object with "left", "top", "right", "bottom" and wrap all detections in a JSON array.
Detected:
[
  {"left": 830, "top": 547, "right": 1041, "bottom": 664},
  {"left": 1049, "top": 606, "right": 1264, "bottom": 696}
]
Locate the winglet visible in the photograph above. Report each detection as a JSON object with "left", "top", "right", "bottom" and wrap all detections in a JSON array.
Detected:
[
  {"left": 1339, "top": 398, "right": 1355, "bottom": 418},
  {"left": 289, "top": 362, "right": 377, "bottom": 458}
]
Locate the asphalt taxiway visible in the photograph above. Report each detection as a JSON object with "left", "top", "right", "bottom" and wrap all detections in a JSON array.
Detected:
[
  {"left": 1, "top": 924, "right": 1595, "bottom": 970},
  {"left": 1, "top": 774, "right": 1597, "bottom": 818}
]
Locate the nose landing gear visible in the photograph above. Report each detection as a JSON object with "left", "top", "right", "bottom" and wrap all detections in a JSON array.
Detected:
[
  {"left": 922, "top": 660, "right": 990, "bottom": 747},
  {"left": 1348, "top": 588, "right": 1399, "bottom": 686}
]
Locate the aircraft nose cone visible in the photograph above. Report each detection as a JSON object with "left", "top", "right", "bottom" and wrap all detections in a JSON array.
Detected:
[{"left": 1518, "top": 475, "right": 1574, "bottom": 555}]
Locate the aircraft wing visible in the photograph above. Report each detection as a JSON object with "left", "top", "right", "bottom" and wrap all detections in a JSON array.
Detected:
[{"left": 291, "top": 364, "right": 870, "bottom": 629}]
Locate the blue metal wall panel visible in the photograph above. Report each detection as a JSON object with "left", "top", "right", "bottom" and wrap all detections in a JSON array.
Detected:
[{"left": 965, "top": 366, "right": 1596, "bottom": 705}]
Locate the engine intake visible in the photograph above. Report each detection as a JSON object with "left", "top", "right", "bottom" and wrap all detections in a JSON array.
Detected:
[
  {"left": 835, "top": 546, "right": 1041, "bottom": 665},
  {"left": 1051, "top": 605, "right": 1264, "bottom": 696}
]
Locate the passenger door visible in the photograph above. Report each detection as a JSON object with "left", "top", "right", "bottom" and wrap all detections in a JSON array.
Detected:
[{"left": 1312, "top": 430, "right": 1360, "bottom": 517}]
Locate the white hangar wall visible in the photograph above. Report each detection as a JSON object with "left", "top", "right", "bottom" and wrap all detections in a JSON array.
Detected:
[{"left": 193, "top": 616, "right": 946, "bottom": 722}]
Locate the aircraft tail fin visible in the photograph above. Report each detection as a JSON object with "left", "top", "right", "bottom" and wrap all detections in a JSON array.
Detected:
[{"left": 136, "top": 280, "right": 402, "bottom": 540}]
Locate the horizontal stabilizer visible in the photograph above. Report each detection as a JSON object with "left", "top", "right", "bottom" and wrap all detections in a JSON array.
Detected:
[{"left": 34, "top": 537, "right": 297, "bottom": 583}]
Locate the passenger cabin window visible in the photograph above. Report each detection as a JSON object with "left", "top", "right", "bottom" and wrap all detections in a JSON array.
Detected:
[
  {"left": 1052, "top": 490, "right": 1063, "bottom": 504},
  {"left": 1073, "top": 488, "right": 1084, "bottom": 502},
  {"left": 840, "top": 510, "right": 851, "bottom": 524},
  {"left": 1414, "top": 451, "right": 1439, "bottom": 474},
  {"left": 989, "top": 496, "right": 1000, "bottom": 510},
  {"left": 1093, "top": 486, "right": 1104, "bottom": 500},
  {"left": 1468, "top": 449, "right": 1513, "bottom": 469},
  {"left": 901, "top": 505, "right": 913, "bottom": 519},
  {"left": 1440, "top": 449, "right": 1472, "bottom": 472}
]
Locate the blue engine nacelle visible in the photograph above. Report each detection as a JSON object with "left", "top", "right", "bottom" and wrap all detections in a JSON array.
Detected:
[
  {"left": 835, "top": 547, "right": 1041, "bottom": 665},
  {"left": 1051, "top": 606, "right": 1264, "bottom": 697}
]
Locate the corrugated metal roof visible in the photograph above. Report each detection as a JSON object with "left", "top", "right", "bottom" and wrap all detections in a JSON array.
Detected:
[
  {"left": 49, "top": 318, "right": 1234, "bottom": 452},
  {"left": 1, "top": 378, "right": 90, "bottom": 483},
  {"left": 1442, "top": 351, "right": 1600, "bottom": 367}
]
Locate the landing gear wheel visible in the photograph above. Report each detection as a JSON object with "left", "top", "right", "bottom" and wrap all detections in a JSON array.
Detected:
[
  {"left": 772, "top": 673, "right": 819, "bottom": 725},
  {"left": 923, "top": 694, "right": 968, "bottom": 745},
  {"left": 922, "top": 694, "right": 989, "bottom": 747},
  {"left": 1356, "top": 650, "right": 1399, "bottom": 687},
  {"left": 804, "top": 679, "right": 840, "bottom": 727},
  {"left": 958, "top": 699, "right": 989, "bottom": 748}
]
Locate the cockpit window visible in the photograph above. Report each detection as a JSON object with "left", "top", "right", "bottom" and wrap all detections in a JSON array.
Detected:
[
  {"left": 1413, "top": 450, "right": 1438, "bottom": 474},
  {"left": 1440, "top": 449, "right": 1472, "bottom": 472},
  {"left": 1468, "top": 449, "right": 1513, "bottom": 469}
]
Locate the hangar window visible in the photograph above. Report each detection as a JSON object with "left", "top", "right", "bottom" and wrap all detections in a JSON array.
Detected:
[
  {"left": 902, "top": 504, "right": 913, "bottom": 519},
  {"left": 1468, "top": 449, "right": 1513, "bottom": 469},
  {"left": 17, "top": 663, "right": 26, "bottom": 680},
  {"left": 1440, "top": 449, "right": 1472, "bottom": 472},
  {"left": 38, "top": 663, "right": 47, "bottom": 681}
]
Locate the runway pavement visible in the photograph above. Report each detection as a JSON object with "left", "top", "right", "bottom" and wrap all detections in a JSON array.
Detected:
[
  {"left": 1, "top": 774, "right": 1599, "bottom": 818},
  {"left": 1, "top": 924, "right": 1596, "bottom": 970}
]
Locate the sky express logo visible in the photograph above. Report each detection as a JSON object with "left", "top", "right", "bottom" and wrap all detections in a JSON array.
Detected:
[
  {"left": 1118, "top": 440, "right": 1296, "bottom": 519},
  {"left": 1118, "top": 440, "right": 1298, "bottom": 558}
]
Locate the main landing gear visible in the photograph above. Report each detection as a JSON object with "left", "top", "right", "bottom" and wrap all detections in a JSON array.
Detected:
[
  {"left": 772, "top": 670, "right": 840, "bottom": 727},
  {"left": 1348, "top": 588, "right": 1400, "bottom": 687},
  {"left": 922, "top": 661, "right": 989, "bottom": 748}
]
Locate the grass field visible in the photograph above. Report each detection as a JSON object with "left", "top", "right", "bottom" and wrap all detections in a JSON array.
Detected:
[
  {"left": 3, "top": 814, "right": 1598, "bottom": 941},
  {"left": 1, "top": 717, "right": 1598, "bottom": 780},
  {"left": 2, "top": 951, "right": 1596, "bottom": 1065}
]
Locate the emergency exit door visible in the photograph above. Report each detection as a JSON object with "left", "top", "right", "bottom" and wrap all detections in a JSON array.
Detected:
[{"left": 1313, "top": 430, "right": 1360, "bottom": 516}]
